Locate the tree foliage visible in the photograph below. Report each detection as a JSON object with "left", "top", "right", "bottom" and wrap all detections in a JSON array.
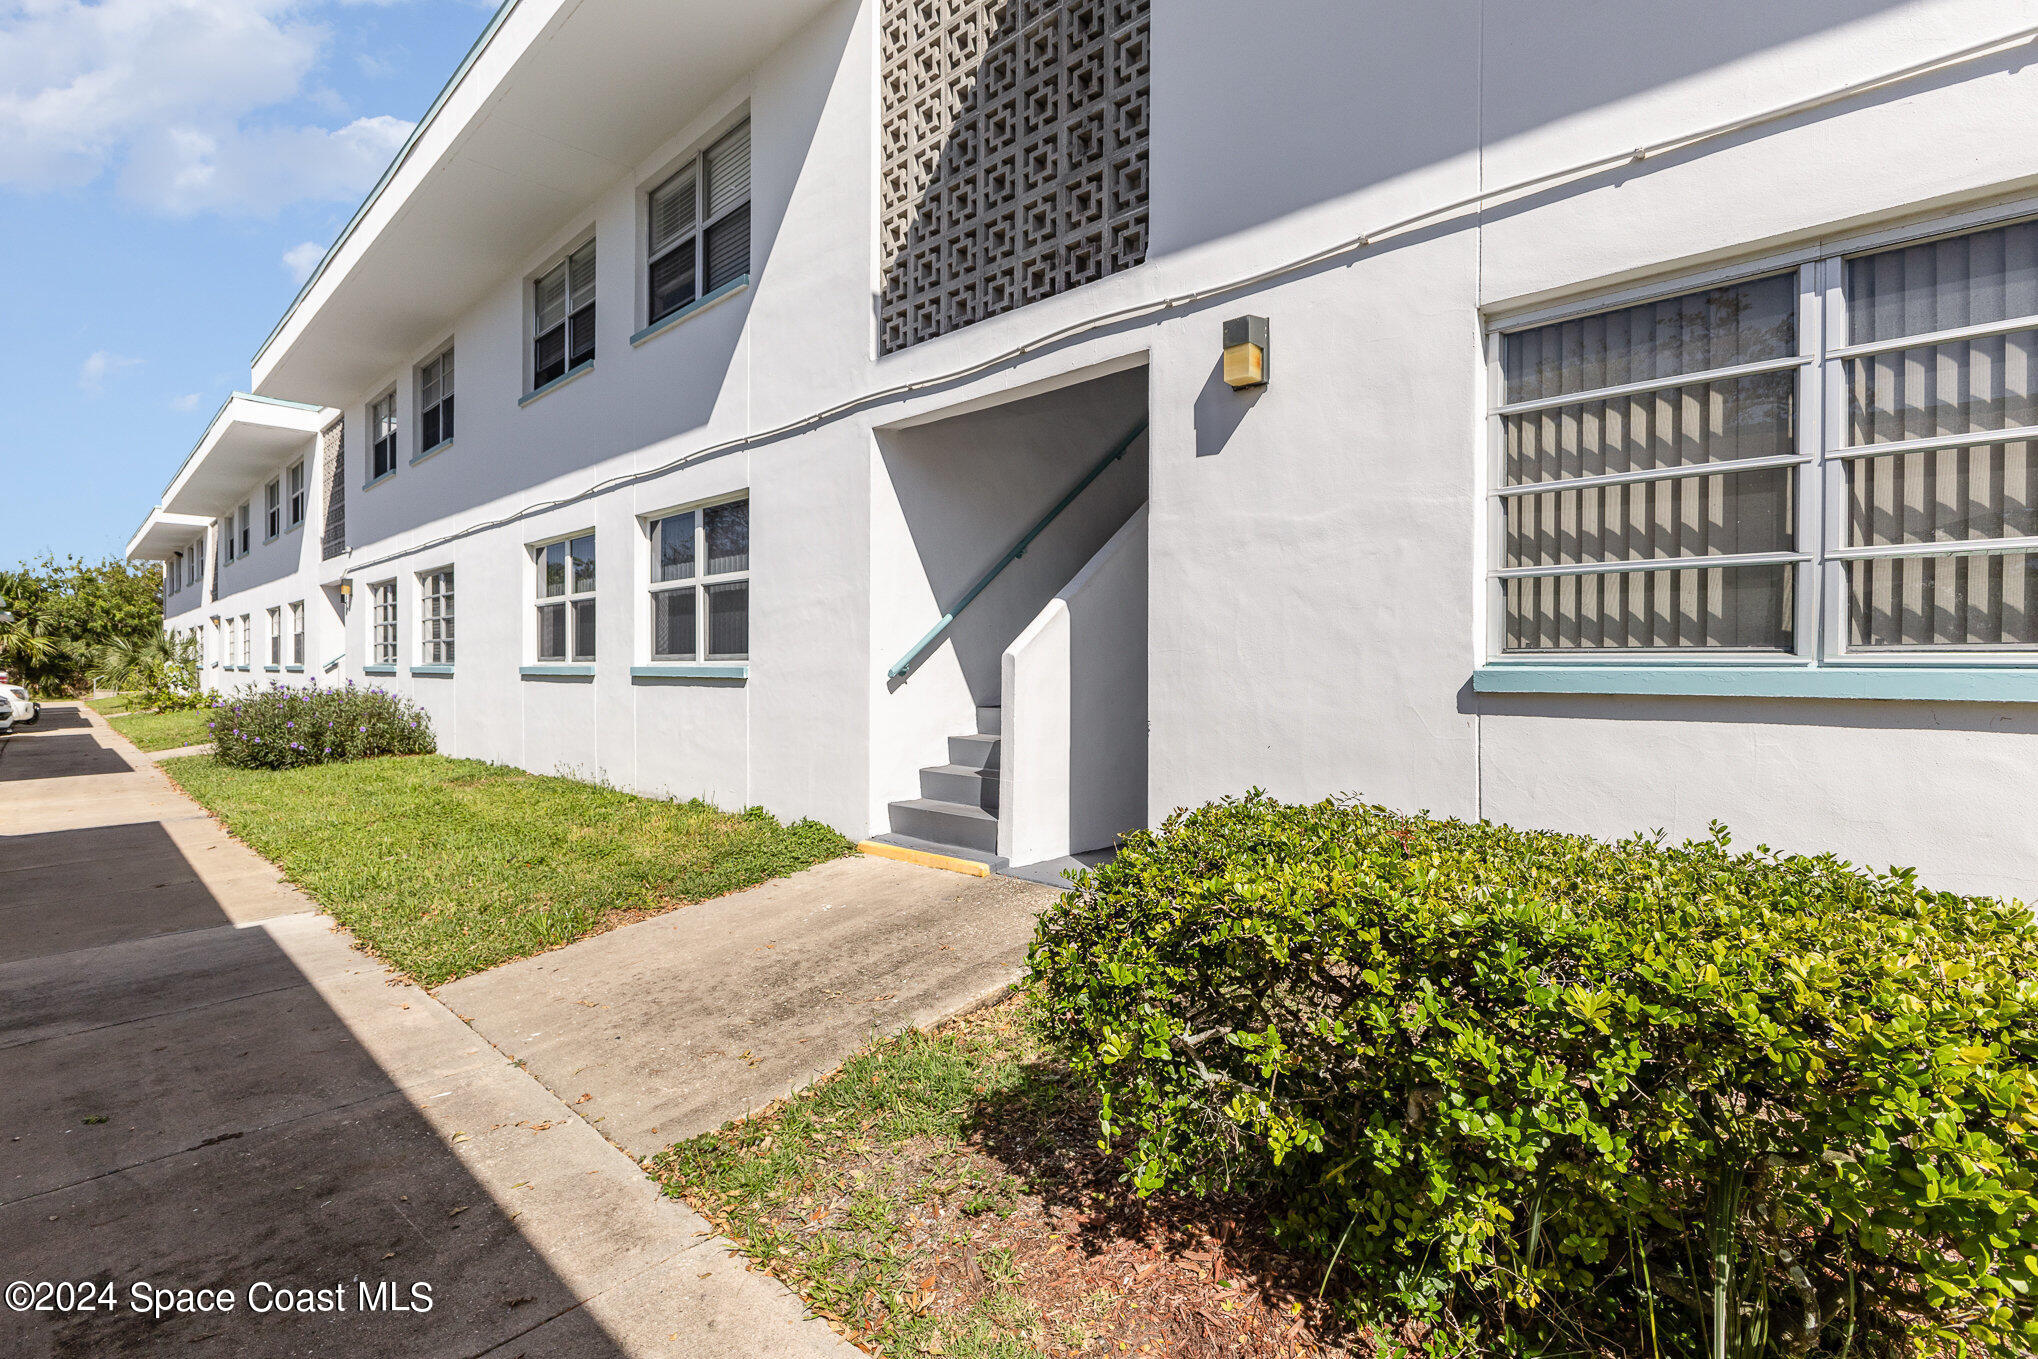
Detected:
[{"left": 0, "top": 554, "right": 165, "bottom": 695}]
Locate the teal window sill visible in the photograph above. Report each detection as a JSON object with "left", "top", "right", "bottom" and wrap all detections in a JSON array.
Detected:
[
  {"left": 520, "top": 664, "right": 594, "bottom": 679},
  {"left": 410, "top": 439, "right": 454, "bottom": 467},
  {"left": 363, "top": 468, "right": 397, "bottom": 491},
  {"left": 363, "top": 664, "right": 397, "bottom": 676},
  {"left": 263, "top": 664, "right": 281, "bottom": 672},
  {"left": 519, "top": 360, "right": 594, "bottom": 408},
  {"left": 411, "top": 664, "right": 454, "bottom": 676},
  {"left": 285, "top": 664, "right": 304, "bottom": 672},
  {"left": 630, "top": 663, "right": 747, "bottom": 681},
  {"left": 631, "top": 276, "right": 749, "bottom": 347},
  {"left": 1472, "top": 664, "right": 2038, "bottom": 704}
]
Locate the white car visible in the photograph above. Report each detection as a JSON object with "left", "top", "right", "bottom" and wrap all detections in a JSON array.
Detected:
[
  {"left": 0, "top": 693, "right": 13, "bottom": 736},
  {"left": 2, "top": 684, "right": 34, "bottom": 725}
]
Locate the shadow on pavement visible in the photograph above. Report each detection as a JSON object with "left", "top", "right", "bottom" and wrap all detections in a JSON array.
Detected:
[
  {"left": 0, "top": 730, "right": 134, "bottom": 779},
  {"left": 0, "top": 717, "right": 632, "bottom": 1357}
]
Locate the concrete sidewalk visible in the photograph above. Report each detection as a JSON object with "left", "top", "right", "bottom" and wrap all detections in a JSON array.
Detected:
[
  {"left": 441, "top": 855, "right": 1059, "bottom": 1158},
  {"left": 0, "top": 706, "right": 852, "bottom": 1358}
]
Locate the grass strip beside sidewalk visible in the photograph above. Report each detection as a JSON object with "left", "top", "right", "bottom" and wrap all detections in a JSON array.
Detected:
[
  {"left": 105, "top": 707, "right": 215, "bottom": 751},
  {"left": 163, "top": 753, "right": 853, "bottom": 985}
]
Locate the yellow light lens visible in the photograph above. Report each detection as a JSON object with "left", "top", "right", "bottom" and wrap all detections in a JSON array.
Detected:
[{"left": 1222, "top": 342, "right": 1265, "bottom": 389}]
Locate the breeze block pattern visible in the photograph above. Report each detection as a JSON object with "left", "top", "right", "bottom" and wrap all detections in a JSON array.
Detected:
[{"left": 878, "top": 0, "right": 1151, "bottom": 353}]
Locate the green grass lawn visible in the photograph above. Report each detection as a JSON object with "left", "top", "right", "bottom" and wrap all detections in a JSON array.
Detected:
[
  {"left": 82, "top": 692, "right": 146, "bottom": 718},
  {"left": 105, "top": 707, "right": 216, "bottom": 751},
  {"left": 162, "top": 754, "right": 854, "bottom": 985}
]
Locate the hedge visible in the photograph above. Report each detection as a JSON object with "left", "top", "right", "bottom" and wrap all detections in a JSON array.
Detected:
[{"left": 1027, "top": 793, "right": 2038, "bottom": 1357}]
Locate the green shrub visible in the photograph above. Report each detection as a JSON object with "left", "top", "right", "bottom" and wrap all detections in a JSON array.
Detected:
[
  {"left": 1027, "top": 793, "right": 2038, "bottom": 1357},
  {"left": 209, "top": 680, "right": 435, "bottom": 770}
]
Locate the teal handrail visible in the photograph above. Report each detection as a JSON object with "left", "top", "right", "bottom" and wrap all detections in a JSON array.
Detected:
[{"left": 888, "top": 418, "right": 1148, "bottom": 680}]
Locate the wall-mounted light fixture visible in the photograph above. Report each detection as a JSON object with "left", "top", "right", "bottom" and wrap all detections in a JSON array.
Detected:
[
  {"left": 338, "top": 579, "right": 352, "bottom": 603},
  {"left": 1222, "top": 314, "right": 1269, "bottom": 389}
]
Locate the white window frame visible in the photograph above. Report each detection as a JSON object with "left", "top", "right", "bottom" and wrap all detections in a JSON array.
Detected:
[
  {"left": 1484, "top": 206, "right": 2038, "bottom": 670},
  {"left": 239, "top": 613, "right": 252, "bottom": 669},
  {"left": 370, "top": 580, "right": 398, "bottom": 666},
  {"left": 532, "top": 531, "right": 597, "bottom": 664},
  {"left": 170, "top": 551, "right": 182, "bottom": 595},
  {"left": 265, "top": 478, "right": 282, "bottom": 542},
  {"left": 419, "top": 567, "right": 455, "bottom": 666},
  {"left": 267, "top": 606, "right": 283, "bottom": 666},
  {"left": 643, "top": 120, "right": 750, "bottom": 332},
  {"left": 643, "top": 493, "right": 750, "bottom": 662},
  {"left": 368, "top": 390, "right": 398, "bottom": 484},
  {"left": 419, "top": 346, "right": 455, "bottom": 454},
  {"left": 287, "top": 461, "right": 305, "bottom": 530},
  {"left": 237, "top": 502, "right": 251, "bottom": 557},
  {"left": 289, "top": 601, "right": 305, "bottom": 667},
  {"left": 530, "top": 242, "right": 595, "bottom": 391}
]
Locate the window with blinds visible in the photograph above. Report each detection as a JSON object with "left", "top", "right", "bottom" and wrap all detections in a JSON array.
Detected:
[
  {"left": 369, "top": 391, "right": 398, "bottom": 482},
  {"left": 1839, "top": 219, "right": 2038, "bottom": 650},
  {"left": 1491, "top": 212, "right": 2038, "bottom": 663},
  {"left": 534, "top": 533, "right": 596, "bottom": 663},
  {"left": 646, "top": 120, "right": 750, "bottom": 330},
  {"left": 532, "top": 244, "right": 594, "bottom": 389},
  {"left": 370, "top": 581, "right": 398, "bottom": 666},
  {"left": 420, "top": 346, "right": 454, "bottom": 452},
  {"left": 420, "top": 568, "right": 455, "bottom": 665},
  {"left": 647, "top": 496, "right": 748, "bottom": 662}
]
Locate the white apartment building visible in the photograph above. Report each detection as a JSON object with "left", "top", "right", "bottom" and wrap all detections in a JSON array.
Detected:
[{"left": 130, "top": 0, "right": 2038, "bottom": 896}]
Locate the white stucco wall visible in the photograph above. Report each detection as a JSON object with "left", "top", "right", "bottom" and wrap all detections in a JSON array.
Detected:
[
  {"left": 146, "top": 0, "right": 2038, "bottom": 897},
  {"left": 1000, "top": 504, "right": 1150, "bottom": 866}
]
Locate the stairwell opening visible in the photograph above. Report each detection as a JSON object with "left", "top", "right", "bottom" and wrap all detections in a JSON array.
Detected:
[{"left": 872, "top": 364, "right": 1150, "bottom": 872}]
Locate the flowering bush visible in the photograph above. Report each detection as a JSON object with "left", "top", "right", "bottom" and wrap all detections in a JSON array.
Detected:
[{"left": 208, "top": 681, "right": 435, "bottom": 770}]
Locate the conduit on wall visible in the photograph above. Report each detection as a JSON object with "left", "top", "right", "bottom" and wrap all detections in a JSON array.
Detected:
[{"left": 330, "top": 21, "right": 2038, "bottom": 579}]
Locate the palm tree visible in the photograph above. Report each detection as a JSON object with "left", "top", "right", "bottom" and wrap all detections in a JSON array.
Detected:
[
  {"left": 91, "top": 631, "right": 198, "bottom": 705},
  {"left": 0, "top": 612, "right": 67, "bottom": 693}
]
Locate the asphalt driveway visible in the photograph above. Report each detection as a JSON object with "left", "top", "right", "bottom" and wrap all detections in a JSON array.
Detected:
[{"left": 0, "top": 706, "right": 850, "bottom": 1358}]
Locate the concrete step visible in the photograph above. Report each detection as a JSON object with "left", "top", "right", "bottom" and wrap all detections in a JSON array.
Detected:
[
  {"left": 887, "top": 797, "right": 999, "bottom": 855},
  {"left": 947, "top": 732, "right": 1001, "bottom": 771},
  {"left": 921, "top": 762, "right": 999, "bottom": 812},
  {"left": 860, "top": 832, "right": 1007, "bottom": 872},
  {"left": 976, "top": 705, "right": 1001, "bottom": 736}
]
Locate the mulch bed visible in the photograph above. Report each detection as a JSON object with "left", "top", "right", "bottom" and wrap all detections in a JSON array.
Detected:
[{"left": 656, "top": 1000, "right": 1382, "bottom": 1358}]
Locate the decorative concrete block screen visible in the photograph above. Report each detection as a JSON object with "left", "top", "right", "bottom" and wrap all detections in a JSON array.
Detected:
[
  {"left": 320, "top": 418, "right": 346, "bottom": 560},
  {"left": 878, "top": 0, "right": 1150, "bottom": 354}
]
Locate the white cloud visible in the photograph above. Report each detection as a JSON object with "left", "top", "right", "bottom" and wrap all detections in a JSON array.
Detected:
[
  {"left": 0, "top": 1, "right": 416, "bottom": 215},
  {"left": 78, "top": 350, "right": 142, "bottom": 393},
  {"left": 170, "top": 391, "right": 204, "bottom": 412},
  {"left": 281, "top": 239, "right": 327, "bottom": 284}
]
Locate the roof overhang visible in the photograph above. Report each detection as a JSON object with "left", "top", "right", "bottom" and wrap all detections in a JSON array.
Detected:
[
  {"left": 127, "top": 509, "right": 214, "bottom": 563},
  {"left": 250, "top": 0, "right": 833, "bottom": 400},
  {"left": 159, "top": 393, "right": 336, "bottom": 520}
]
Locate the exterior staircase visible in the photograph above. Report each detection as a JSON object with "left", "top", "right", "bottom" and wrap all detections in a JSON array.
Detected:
[{"left": 876, "top": 706, "right": 1003, "bottom": 865}]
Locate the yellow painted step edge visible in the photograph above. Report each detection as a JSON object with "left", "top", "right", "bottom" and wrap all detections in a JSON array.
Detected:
[{"left": 857, "top": 840, "right": 991, "bottom": 878}]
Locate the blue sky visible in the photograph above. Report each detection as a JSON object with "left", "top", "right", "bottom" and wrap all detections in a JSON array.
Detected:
[{"left": 0, "top": 0, "right": 498, "bottom": 568}]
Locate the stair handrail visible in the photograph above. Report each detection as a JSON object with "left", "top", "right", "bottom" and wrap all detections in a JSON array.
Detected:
[{"left": 887, "top": 418, "right": 1148, "bottom": 680}]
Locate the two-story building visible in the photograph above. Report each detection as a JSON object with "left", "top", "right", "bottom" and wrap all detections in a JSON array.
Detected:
[{"left": 130, "top": 0, "right": 2038, "bottom": 896}]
